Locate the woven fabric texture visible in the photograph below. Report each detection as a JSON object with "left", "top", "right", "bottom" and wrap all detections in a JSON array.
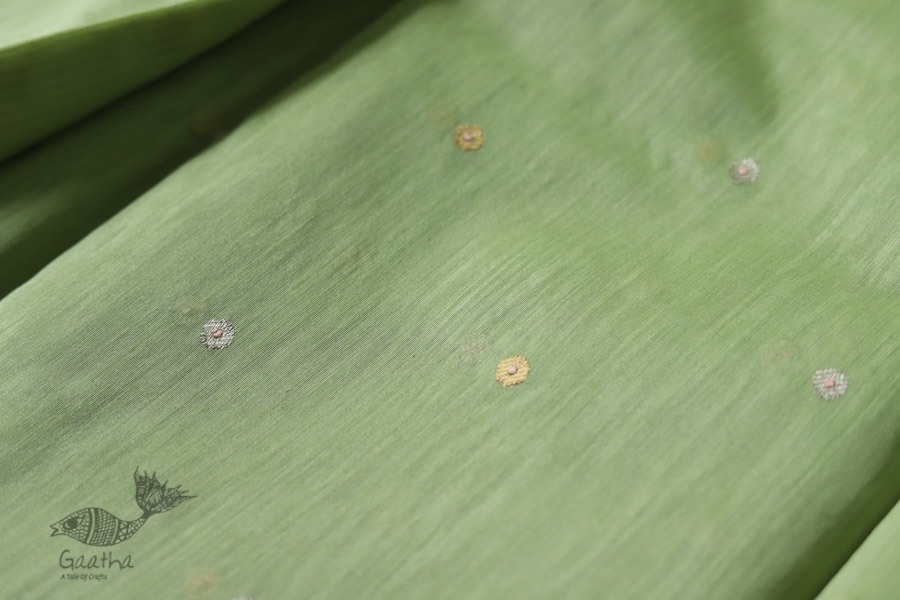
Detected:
[{"left": 1, "top": 1, "right": 899, "bottom": 599}]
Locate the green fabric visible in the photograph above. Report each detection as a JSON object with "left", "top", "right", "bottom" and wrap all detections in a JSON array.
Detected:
[
  {"left": 818, "top": 500, "right": 900, "bottom": 600},
  {"left": 0, "top": 0, "right": 283, "bottom": 162},
  {"left": 1, "top": 0, "right": 899, "bottom": 599},
  {"left": 0, "top": 0, "right": 400, "bottom": 297}
]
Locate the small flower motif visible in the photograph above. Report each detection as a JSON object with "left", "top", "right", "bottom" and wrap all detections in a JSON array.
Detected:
[
  {"left": 694, "top": 137, "right": 723, "bottom": 165},
  {"left": 201, "top": 319, "right": 235, "bottom": 349},
  {"left": 454, "top": 124, "right": 485, "bottom": 151},
  {"left": 186, "top": 569, "right": 220, "bottom": 597},
  {"left": 190, "top": 110, "right": 228, "bottom": 143},
  {"left": 812, "top": 368, "right": 848, "bottom": 400},
  {"left": 495, "top": 355, "right": 529, "bottom": 387},
  {"left": 458, "top": 334, "right": 491, "bottom": 365},
  {"left": 729, "top": 158, "right": 760, "bottom": 184}
]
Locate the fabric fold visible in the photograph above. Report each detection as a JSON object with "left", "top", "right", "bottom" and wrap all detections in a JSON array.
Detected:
[
  {"left": 0, "top": 0, "right": 403, "bottom": 298},
  {"left": 0, "top": 0, "right": 285, "bottom": 163},
  {"left": 816, "top": 493, "right": 900, "bottom": 599},
  {"left": 0, "top": 0, "right": 898, "bottom": 598}
]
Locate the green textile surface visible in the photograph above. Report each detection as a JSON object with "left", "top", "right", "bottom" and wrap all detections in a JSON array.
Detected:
[
  {"left": 1, "top": 0, "right": 899, "bottom": 599},
  {"left": 818, "top": 498, "right": 900, "bottom": 600},
  {"left": 0, "top": 0, "right": 284, "bottom": 162},
  {"left": 0, "top": 0, "right": 401, "bottom": 297}
]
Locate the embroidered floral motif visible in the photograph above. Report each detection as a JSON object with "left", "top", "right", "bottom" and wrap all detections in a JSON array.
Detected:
[
  {"left": 729, "top": 158, "right": 760, "bottom": 184},
  {"left": 458, "top": 334, "right": 491, "bottom": 365},
  {"left": 812, "top": 368, "right": 848, "bottom": 399},
  {"left": 201, "top": 319, "right": 235, "bottom": 349},
  {"left": 762, "top": 339, "right": 800, "bottom": 368},
  {"left": 186, "top": 569, "right": 220, "bottom": 597},
  {"left": 694, "top": 137, "right": 723, "bottom": 165},
  {"left": 190, "top": 110, "right": 228, "bottom": 143},
  {"left": 454, "top": 124, "right": 485, "bottom": 151},
  {"left": 495, "top": 355, "right": 529, "bottom": 387}
]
